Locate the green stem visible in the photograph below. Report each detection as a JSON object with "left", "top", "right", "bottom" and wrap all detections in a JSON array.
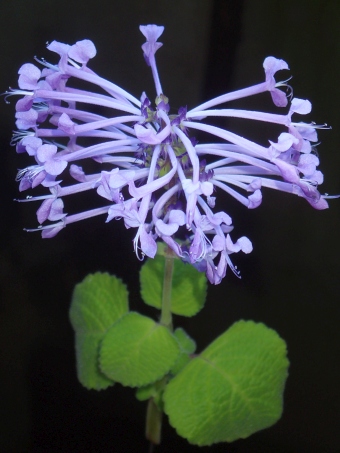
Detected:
[
  {"left": 146, "top": 397, "right": 163, "bottom": 446},
  {"left": 160, "top": 246, "right": 175, "bottom": 330},
  {"left": 145, "top": 246, "right": 175, "bottom": 446}
]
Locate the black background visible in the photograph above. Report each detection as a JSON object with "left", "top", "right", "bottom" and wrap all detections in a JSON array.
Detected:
[{"left": 1, "top": 1, "right": 339, "bottom": 452}]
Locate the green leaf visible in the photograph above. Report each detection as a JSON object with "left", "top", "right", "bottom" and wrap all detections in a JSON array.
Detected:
[
  {"left": 163, "top": 320, "right": 289, "bottom": 445},
  {"left": 173, "top": 328, "right": 196, "bottom": 354},
  {"left": 140, "top": 246, "right": 207, "bottom": 317},
  {"left": 136, "top": 378, "right": 167, "bottom": 410},
  {"left": 100, "top": 312, "right": 180, "bottom": 387},
  {"left": 73, "top": 332, "right": 114, "bottom": 390},
  {"left": 135, "top": 383, "right": 158, "bottom": 402},
  {"left": 170, "top": 353, "right": 191, "bottom": 376},
  {"left": 69, "top": 272, "right": 129, "bottom": 390},
  {"left": 70, "top": 272, "right": 129, "bottom": 333},
  {"left": 170, "top": 328, "right": 197, "bottom": 375}
]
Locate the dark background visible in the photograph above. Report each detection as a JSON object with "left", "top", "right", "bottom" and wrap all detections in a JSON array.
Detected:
[{"left": 1, "top": 1, "right": 339, "bottom": 452}]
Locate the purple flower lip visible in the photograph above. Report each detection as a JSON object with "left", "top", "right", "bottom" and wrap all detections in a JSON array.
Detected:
[{"left": 5, "top": 25, "right": 338, "bottom": 284}]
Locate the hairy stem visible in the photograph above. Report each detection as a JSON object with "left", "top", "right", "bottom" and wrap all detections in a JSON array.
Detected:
[
  {"left": 146, "top": 397, "right": 163, "bottom": 446},
  {"left": 160, "top": 246, "right": 175, "bottom": 330},
  {"left": 145, "top": 246, "right": 175, "bottom": 446}
]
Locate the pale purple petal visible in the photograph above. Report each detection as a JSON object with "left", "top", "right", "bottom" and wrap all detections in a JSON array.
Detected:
[
  {"left": 18, "top": 136, "right": 43, "bottom": 156},
  {"left": 216, "top": 253, "right": 227, "bottom": 279},
  {"left": 109, "top": 170, "right": 135, "bottom": 189},
  {"left": 37, "top": 144, "right": 58, "bottom": 163},
  {"left": 212, "top": 234, "right": 225, "bottom": 252},
  {"left": 41, "top": 222, "right": 65, "bottom": 238},
  {"left": 44, "top": 159, "right": 68, "bottom": 176},
  {"left": 168, "top": 209, "right": 186, "bottom": 226},
  {"left": 139, "top": 225, "right": 157, "bottom": 258},
  {"left": 37, "top": 198, "right": 65, "bottom": 223},
  {"left": 208, "top": 211, "right": 232, "bottom": 227},
  {"left": 263, "top": 56, "right": 289, "bottom": 107},
  {"left": 308, "top": 170, "right": 324, "bottom": 185},
  {"left": 58, "top": 113, "right": 76, "bottom": 135},
  {"left": 45, "top": 71, "right": 66, "bottom": 90},
  {"left": 140, "top": 25, "right": 164, "bottom": 43},
  {"left": 15, "top": 109, "right": 38, "bottom": 129},
  {"left": 226, "top": 234, "right": 253, "bottom": 254},
  {"left": 106, "top": 203, "right": 124, "bottom": 222},
  {"left": 248, "top": 189, "right": 262, "bottom": 209},
  {"left": 16, "top": 96, "right": 34, "bottom": 112},
  {"left": 41, "top": 174, "right": 60, "bottom": 187},
  {"left": 140, "top": 25, "right": 164, "bottom": 63},
  {"left": 18, "top": 63, "right": 41, "bottom": 90},
  {"left": 134, "top": 123, "right": 171, "bottom": 145},
  {"left": 200, "top": 181, "right": 214, "bottom": 196},
  {"left": 189, "top": 229, "right": 204, "bottom": 262},
  {"left": 182, "top": 179, "right": 199, "bottom": 194},
  {"left": 306, "top": 196, "right": 329, "bottom": 210},
  {"left": 47, "top": 40, "right": 71, "bottom": 57},
  {"left": 295, "top": 124, "right": 318, "bottom": 142},
  {"left": 36, "top": 199, "right": 52, "bottom": 223},
  {"left": 274, "top": 158, "right": 300, "bottom": 184},
  {"left": 236, "top": 236, "right": 253, "bottom": 253},
  {"left": 19, "top": 177, "right": 32, "bottom": 192},
  {"left": 207, "top": 196, "right": 216, "bottom": 208},
  {"left": 298, "top": 154, "right": 319, "bottom": 176},
  {"left": 270, "top": 89, "right": 289, "bottom": 108},
  {"left": 68, "top": 40, "right": 97, "bottom": 64},
  {"left": 32, "top": 170, "right": 47, "bottom": 188},
  {"left": 269, "top": 132, "right": 299, "bottom": 154},
  {"left": 263, "top": 56, "right": 289, "bottom": 83},
  {"left": 225, "top": 234, "right": 240, "bottom": 253},
  {"left": 49, "top": 198, "right": 66, "bottom": 221},
  {"left": 247, "top": 178, "right": 262, "bottom": 191},
  {"left": 161, "top": 235, "right": 182, "bottom": 257},
  {"left": 70, "top": 164, "right": 87, "bottom": 182},
  {"left": 155, "top": 219, "right": 179, "bottom": 236},
  {"left": 290, "top": 98, "right": 312, "bottom": 115}
]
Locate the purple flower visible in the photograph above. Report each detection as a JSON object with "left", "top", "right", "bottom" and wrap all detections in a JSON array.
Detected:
[{"left": 5, "top": 25, "right": 336, "bottom": 284}]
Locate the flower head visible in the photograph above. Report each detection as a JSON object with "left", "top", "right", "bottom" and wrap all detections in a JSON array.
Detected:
[{"left": 5, "top": 26, "right": 336, "bottom": 284}]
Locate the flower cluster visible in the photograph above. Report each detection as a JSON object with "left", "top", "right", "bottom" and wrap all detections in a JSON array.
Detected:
[{"left": 6, "top": 24, "right": 331, "bottom": 284}]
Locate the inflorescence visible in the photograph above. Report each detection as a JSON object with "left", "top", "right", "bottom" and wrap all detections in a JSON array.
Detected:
[{"left": 5, "top": 24, "right": 333, "bottom": 284}]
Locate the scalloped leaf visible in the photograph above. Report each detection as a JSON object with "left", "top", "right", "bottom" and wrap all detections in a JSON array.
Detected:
[
  {"left": 173, "top": 328, "right": 196, "bottom": 354},
  {"left": 171, "top": 328, "right": 197, "bottom": 375},
  {"left": 163, "top": 320, "right": 289, "bottom": 445},
  {"left": 140, "top": 246, "right": 207, "bottom": 317},
  {"left": 135, "top": 383, "right": 158, "bottom": 402},
  {"left": 100, "top": 312, "right": 180, "bottom": 387},
  {"left": 69, "top": 272, "right": 129, "bottom": 390}
]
